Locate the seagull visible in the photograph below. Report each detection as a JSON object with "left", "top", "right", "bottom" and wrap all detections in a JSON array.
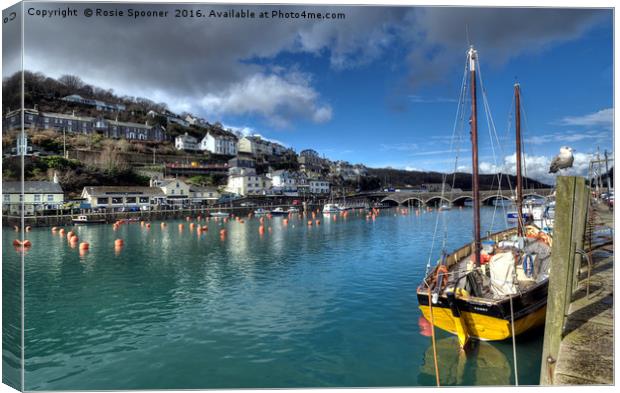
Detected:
[{"left": 549, "top": 146, "right": 575, "bottom": 173}]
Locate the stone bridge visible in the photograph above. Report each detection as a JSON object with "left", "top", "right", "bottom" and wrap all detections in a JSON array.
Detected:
[{"left": 379, "top": 188, "right": 554, "bottom": 206}]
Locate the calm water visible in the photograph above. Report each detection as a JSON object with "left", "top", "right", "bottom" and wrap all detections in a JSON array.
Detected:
[{"left": 3, "top": 207, "right": 544, "bottom": 390}]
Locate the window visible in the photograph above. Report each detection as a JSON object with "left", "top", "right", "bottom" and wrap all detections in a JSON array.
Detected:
[
  {"left": 125, "top": 197, "right": 136, "bottom": 204},
  {"left": 47, "top": 195, "right": 54, "bottom": 202},
  {"left": 180, "top": 189, "right": 184, "bottom": 195},
  {"left": 97, "top": 197, "right": 108, "bottom": 205},
  {"left": 3, "top": 194, "right": 9, "bottom": 202},
  {"left": 171, "top": 189, "right": 175, "bottom": 195},
  {"left": 111, "top": 197, "right": 123, "bottom": 204},
  {"left": 139, "top": 197, "right": 149, "bottom": 203},
  {"left": 19, "top": 194, "right": 23, "bottom": 202},
  {"left": 34, "top": 194, "right": 41, "bottom": 202}
]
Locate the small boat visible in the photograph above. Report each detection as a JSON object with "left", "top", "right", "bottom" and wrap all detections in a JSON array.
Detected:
[
  {"left": 322, "top": 203, "right": 340, "bottom": 213},
  {"left": 72, "top": 215, "right": 106, "bottom": 224},
  {"left": 439, "top": 204, "right": 452, "bottom": 211},
  {"left": 506, "top": 211, "right": 532, "bottom": 221},
  {"left": 253, "top": 208, "right": 269, "bottom": 215},
  {"left": 270, "top": 207, "right": 289, "bottom": 216},
  {"left": 210, "top": 211, "right": 230, "bottom": 218},
  {"left": 287, "top": 206, "right": 300, "bottom": 213}
]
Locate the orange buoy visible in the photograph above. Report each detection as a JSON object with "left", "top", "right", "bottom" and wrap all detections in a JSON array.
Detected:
[
  {"left": 239, "top": 220, "right": 245, "bottom": 224},
  {"left": 161, "top": 222, "right": 167, "bottom": 228},
  {"left": 312, "top": 212, "right": 316, "bottom": 219},
  {"left": 259, "top": 225, "right": 265, "bottom": 235},
  {"left": 223, "top": 217, "right": 228, "bottom": 223},
  {"left": 259, "top": 217, "right": 265, "bottom": 224},
  {"left": 22, "top": 240, "right": 32, "bottom": 247},
  {"left": 67, "top": 231, "right": 75, "bottom": 240},
  {"left": 51, "top": 226, "right": 58, "bottom": 232},
  {"left": 146, "top": 223, "right": 151, "bottom": 229},
  {"left": 332, "top": 215, "right": 337, "bottom": 222},
  {"left": 114, "top": 239, "right": 124, "bottom": 247},
  {"left": 186, "top": 216, "right": 191, "bottom": 222},
  {"left": 307, "top": 220, "right": 313, "bottom": 226},
  {"left": 70, "top": 235, "right": 79, "bottom": 243},
  {"left": 202, "top": 225, "right": 208, "bottom": 231},
  {"left": 220, "top": 229, "right": 227, "bottom": 236},
  {"left": 79, "top": 242, "right": 89, "bottom": 250},
  {"left": 315, "top": 220, "right": 321, "bottom": 225},
  {"left": 13, "top": 239, "right": 22, "bottom": 247},
  {"left": 283, "top": 218, "right": 288, "bottom": 225},
  {"left": 189, "top": 223, "right": 195, "bottom": 230},
  {"left": 140, "top": 221, "right": 145, "bottom": 226},
  {"left": 59, "top": 228, "right": 66, "bottom": 235},
  {"left": 178, "top": 223, "right": 184, "bottom": 231}
]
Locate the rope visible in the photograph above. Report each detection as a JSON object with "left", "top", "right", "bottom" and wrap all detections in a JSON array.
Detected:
[
  {"left": 509, "top": 294, "right": 519, "bottom": 385},
  {"left": 427, "top": 288, "right": 441, "bottom": 387}
]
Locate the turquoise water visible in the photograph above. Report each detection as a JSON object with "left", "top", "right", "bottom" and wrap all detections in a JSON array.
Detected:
[{"left": 3, "top": 208, "right": 543, "bottom": 389}]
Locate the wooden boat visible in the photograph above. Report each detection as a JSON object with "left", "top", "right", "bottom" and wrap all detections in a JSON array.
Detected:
[
  {"left": 72, "top": 215, "right": 106, "bottom": 224},
  {"left": 417, "top": 47, "right": 552, "bottom": 348}
]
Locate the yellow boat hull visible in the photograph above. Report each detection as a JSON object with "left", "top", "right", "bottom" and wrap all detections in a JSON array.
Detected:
[{"left": 419, "top": 304, "right": 546, "bottom": 342}]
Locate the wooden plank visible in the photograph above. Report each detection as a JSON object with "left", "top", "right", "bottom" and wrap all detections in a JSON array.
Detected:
[{"left": 540, "top": 176, "right": 577, "bottom": 385}]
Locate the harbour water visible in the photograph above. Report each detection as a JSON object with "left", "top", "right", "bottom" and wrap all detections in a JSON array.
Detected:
[{"left": 4, "top": 207, "right": 543, "bottom": 389}]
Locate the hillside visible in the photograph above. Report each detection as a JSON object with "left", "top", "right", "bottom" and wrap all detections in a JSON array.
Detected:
[{"left": 367, "top": 167, "right": 551, "bottom": 191}]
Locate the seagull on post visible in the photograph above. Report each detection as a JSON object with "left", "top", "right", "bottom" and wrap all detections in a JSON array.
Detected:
[{"left": 549, "top": 146, "right": 575, "bottom": 173}]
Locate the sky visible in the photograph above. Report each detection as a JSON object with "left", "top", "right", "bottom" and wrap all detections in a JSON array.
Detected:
[{"left": 4, "top": 2, "right": 614, "bottom": 184}]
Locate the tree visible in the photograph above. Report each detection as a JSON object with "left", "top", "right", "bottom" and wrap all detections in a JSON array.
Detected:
[{"left": 58, "top": 74, "right": 84, "bottom": 91}]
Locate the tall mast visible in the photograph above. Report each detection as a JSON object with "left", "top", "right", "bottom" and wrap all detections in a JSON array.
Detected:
[
  {"left": 515, "top": 83, "right": 523, "bottom": 237},
  {"left": 469, "top": 46, "right": 481, "bottom": 267}
]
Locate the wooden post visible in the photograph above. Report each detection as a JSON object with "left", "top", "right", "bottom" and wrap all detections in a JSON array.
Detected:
[
  {"left": 571, "top": 178, "right": 589, "bottom": 291},
  {"left": 539, "top": 176, "right": 589, "bottom": 385}
]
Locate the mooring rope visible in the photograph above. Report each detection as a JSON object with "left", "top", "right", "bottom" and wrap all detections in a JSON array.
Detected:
[
  {"left": 509, "top": 294, "right": 519, "bottom": 386},
  {"left": 427, "top": 289, "right": 441, "bottom": 387}
]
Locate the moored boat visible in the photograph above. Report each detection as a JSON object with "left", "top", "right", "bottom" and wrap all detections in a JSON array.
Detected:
[
  {"left": 72, "top": 215, "right": 106, "bottom": 224},
  {"left": 210, "top": 211, "right": 230, "bottom": 218},
  {"left": 270, "top": 207, "right": 289, "bottom": 215},
  {"left": 417, "top": 47, "right": 552, "bottom": 348},
  {"left": 322, "top": 203, "right": 340, "bottom": 213}
]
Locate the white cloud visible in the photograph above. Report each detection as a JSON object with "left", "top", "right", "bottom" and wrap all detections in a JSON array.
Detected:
[
  {"left": 200, "top": 72, "right": 332, "bottom": 128},
  {"left": 559, "top": 108, "right": 613, "bottom": 128},
  {"left": 525, "top": 130, "right": 611, "bottom": 145}
]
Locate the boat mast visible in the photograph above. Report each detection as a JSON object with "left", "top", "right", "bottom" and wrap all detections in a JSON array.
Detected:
[
  {"left": 469, "top": 46, "right": 481, "bottom": 267},
  {"left": 515, "top": 83, "right": 524, "bottom": 237}
]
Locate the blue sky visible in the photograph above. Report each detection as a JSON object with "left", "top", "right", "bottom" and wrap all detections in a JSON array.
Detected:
[{"left": 15, "top": 3, "right": 614, "bottom": 183}]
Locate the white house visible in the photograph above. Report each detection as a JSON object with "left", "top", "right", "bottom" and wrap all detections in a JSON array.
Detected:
[
  {"left": 189, "top": 186, "right": 220, "bottom": 205},
  {"left": 309, "top": 179, "right": 330, "bottom": 194},
  {"left": 200, "top": 131, "right": 237, "bottom": 156},
  {"left": 81, "top": 186, "right": 165, "bottom": 209},
  {"left": 268, "top": 170, "right": 298, "bottom": 194},
  {"left": 175, "top": 132, "right": 199, "bottom": 151},
  {"left": 226, "top": 174, "right": 271, "bottom": 196},
  {"left": 185, "top": 114, "right": 206, "bottom": 126},
  {"left": 2, "top": 181, "right": 64, "bottom": 215},
  {"left": 152, "top": 178, "right": 191, "bottom": 206}
]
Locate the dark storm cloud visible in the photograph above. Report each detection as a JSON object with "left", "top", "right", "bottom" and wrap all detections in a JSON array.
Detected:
[{"left": 18, "top": 3, "right": 608, "bottom": 125}]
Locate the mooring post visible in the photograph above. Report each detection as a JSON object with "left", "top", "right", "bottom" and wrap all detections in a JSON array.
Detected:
[{"left": 539, "top": 176, "right": 589, "bottom": 385}]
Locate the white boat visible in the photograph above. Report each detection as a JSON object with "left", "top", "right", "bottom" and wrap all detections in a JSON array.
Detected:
[
  {"left": 72, "top": 215, "right": 106, "bottom": 224},
  {"left": 254, "top": 208, "right": 269, "bottom": 215},
  {"left": 287, "top": 207, "right": 300, "bottom": 213},
  {"left": 323, "top": 203, "right": 340, "bottom": 213},
  {"left": 270, "top": 207, "right": 288, "bottom": 216},
  {"left": 439, "top": 204, "right": 452, "bottom": 211},
  {"left": 210, "top": 211, "right": 230, "bottom": 218}
]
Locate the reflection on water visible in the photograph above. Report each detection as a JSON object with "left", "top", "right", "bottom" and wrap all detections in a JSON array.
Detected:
[
  {"left": 2, "top": 208, "right": 543, "bottom": 389},
  {"left": 419, "top": 337, "right": 513, "bottom": 386}
]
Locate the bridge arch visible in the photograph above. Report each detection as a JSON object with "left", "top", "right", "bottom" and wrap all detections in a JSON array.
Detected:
[
  {"left": 481, "top": 194, "right": 513, "bottom": 205},
  {"left": 425, "top": 196, "right": 452, "bottom": 207},
  {"left": 523, "top": 193, "right": 547, "bottom": 200},
  {"left": 380, "top": 197, "right": 400, "bottom": 207},
  {"left": 401, "top": 197, "right": 425, "bottom": 207},
  {"left": 452, "top": 196, "right": 473, "bottom": 206}
]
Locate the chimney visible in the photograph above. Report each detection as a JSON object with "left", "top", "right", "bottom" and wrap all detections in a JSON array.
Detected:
[{"left": 52, "top": 171, "right": 59, "bottom": 184}]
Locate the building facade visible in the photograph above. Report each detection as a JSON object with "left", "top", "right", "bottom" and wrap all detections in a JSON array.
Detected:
[
  {"left": 80, "top": 186, "right": 165, "bottom": 209},
  {"left": 226, "top": 174, "right": 271, "bottom": 196},
  {"left": 175, "top": 133, "right": 199, "bottom": 151},
  {"left": 3, "top": 181, "right": 64, "bottom": 215},
  {"left": 200, "top": 131, "right": 237, "bottom": 156},
  {"left": 3, "top": 109, "right": 165, "bottom": 142},
  {"left": 309, "top": 179, "right": 330, "bottom": 194}
]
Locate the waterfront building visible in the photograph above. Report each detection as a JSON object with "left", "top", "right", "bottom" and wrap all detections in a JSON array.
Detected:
[
  {"left": 151, "top": 178, "right": 192, "bottom": 206},
  {"left": 267, "top": 170, "right": 298, "bottom": 194},
  {"left": 299, "top": 149, "right": 328, "bottom": 176},
  {"left": 185, "top": 114, "right": 206, "bottom": 126},
  {"left": 175, "top": 132, "right": 199, "bottom": 151},
  {"left": 2, "top": 180, "right": 64, "bottom": 215},
  {"left": 3, "top": 108, "right": 165, "bottom": 142},
  {"left": 61, "top": 94, "right": 126, "bottom": 112},
  {"left": 225, "top": 173, "right": 271, "bottom": 196},
  {"left": 80, "top": 186, "right": 164, "bottom": 209},
  {"left": 309, "top": 179, "right": 330, "bottom": 194},
  {"left": 199, "top": 130, "right": 237, "bottom": 156},
  {"left": 228, "top": 155, "right": 256, "bottom": 172},
  {"left": 189, "top": 185, "right": 220, "bottom": 205},
  {"left": 237, "top": 136, "right": 287, "bottom": 158}
]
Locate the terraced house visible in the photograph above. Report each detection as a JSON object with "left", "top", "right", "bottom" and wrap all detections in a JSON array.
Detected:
[{"left": 3, "top": 108, "right": 166, "bottom": 142}]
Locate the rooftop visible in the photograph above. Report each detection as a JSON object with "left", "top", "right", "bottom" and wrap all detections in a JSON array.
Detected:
[{"left": 3, "top": 181, "right": 63, "bottom": 194}]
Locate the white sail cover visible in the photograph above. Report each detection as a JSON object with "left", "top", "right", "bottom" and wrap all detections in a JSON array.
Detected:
[{"left": 488, "top": 252, "right": 517, "bottom": 296}]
